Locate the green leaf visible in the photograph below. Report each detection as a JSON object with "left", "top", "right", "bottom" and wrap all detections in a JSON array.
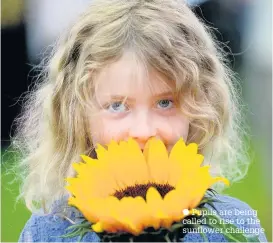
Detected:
[
  {"left": 59, "top": 228, "right": 83, "bottom": 239},
  {"left": 77, "top": 228, "right": 92, "bottom": 242},
  {"left": 56, "top": 221, "right": 92, "bottom": 241},
  {"left": 169, "top": 222, "right": 185, "bottom": 232},
  {"left": 66, "top": 221, "right": 91, "bottom": 230},
  {"left": 245, "top": 235, "right": 260, "bottom": 242},
  {"left": 164, "top": 233, "right": 171, "bottom": 242}
]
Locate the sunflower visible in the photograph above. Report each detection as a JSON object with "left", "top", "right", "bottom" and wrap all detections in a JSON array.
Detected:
[{"left": 66, "top": 138, "right": 229, "bottom": 236}]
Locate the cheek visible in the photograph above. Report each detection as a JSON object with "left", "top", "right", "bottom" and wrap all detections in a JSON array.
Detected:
[
  {"left": 156, "top": 114, "right": 190, "bottom": 143},
  {"left": 89, "top": 116, "right": 130, "bottom": 145},
  {"left": 176, "top": 115, "right": 190, "bottom": 140}
]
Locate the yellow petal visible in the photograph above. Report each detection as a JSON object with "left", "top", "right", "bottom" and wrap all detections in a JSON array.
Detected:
[
  {"left": 169, "top": 139, "right": 204, "bottom": 186},
  {"left": 109, "top": 196, "right": 151, "bottom": 234},
  {"left": 67, "top": 163, "right": 118, "bottom": 198},
  {"left": 90, "top": 197, "right": 123, "bottom": 233},
  {"left": 146, "top": 187, "right": 164, "bottom": 229},
  {"left": 168, "top": 138, "right": 186, "bottom": 186},
  {"left": 144, "top": 138, "right": 169, "bottom": 183},
  {"left": 68, "top": 197, "right": 99, "bottom": 222},
  {"left": 109, "top": 197, "right": 144, "bottom": 235},
  {"left": 186, "top": 166, "right": 229, "bottom": 209},
  {"left": 163, "top": 190, "right": 186, "bottom": 221},
  {"left": 66, "top": 178, "right": 91, "bottom": 199},
  {"left": 95, "top": 144, "right": 108, "bottom": 161},
  {"left": 114, "top": 139, "right": 149, "bottom": 186},
  {"left": 209, "top": 177, "right": 230, "bottom": 187},
  {"left": 186, "top": 143, "right": 198, "bottom": 154},
  {"left": 92, "top": 222, "right": 104, "bottom": 233},
  {"left": 81, "top": 154, "right": 98, "bottom": 166},
  {"left": 131, "top": 196, "right": 152, "bottom": 230},
  {"left": 127, "top": 138, "right": 150, "bottom": 184},
  {"left": 72, "top": 162, "right": 85, "bottom": 174}
]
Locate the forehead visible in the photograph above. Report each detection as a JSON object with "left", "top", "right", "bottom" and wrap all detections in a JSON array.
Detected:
[{"left": 94, "top": 53, "right": 175, "bottom": 99}]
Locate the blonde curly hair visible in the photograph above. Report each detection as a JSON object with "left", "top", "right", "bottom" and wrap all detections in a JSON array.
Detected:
[{"left": 12, "top": 0, "right": 249, "bottom": 213}]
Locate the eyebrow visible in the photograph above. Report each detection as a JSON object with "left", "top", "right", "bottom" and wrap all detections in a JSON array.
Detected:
[{"left": 107, "top": 92, "right": 175, "bottom": 101}]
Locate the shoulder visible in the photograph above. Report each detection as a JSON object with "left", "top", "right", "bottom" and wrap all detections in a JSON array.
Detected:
[
  {"left": 183, "top": 194, "right": 268, "bottom": 242},
  {"left": 212, "top": 194, "right": 266, "bottom": 230},
  {"left": 213, "top": 195, "right": 267, "bottom": 241},
  {"left": 18, "top": 211, "right": 100, "bottom": 242},
  {"left": 209, "top": 194, "right": 259, "bottom": 218}
]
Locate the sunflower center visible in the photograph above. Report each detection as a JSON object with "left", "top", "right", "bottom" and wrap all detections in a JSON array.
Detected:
[{"left": 113, "top": 183, "right": 175, "bottom": 200}]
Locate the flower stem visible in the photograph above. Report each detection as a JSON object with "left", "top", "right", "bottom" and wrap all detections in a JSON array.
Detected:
[{"left": 164, "top": 234, "right": 171, "bottom": 242}]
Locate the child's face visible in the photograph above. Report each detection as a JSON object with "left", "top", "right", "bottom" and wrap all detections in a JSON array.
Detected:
[{"left": 90, "top": 53, "right": 189, "bottom": 152}]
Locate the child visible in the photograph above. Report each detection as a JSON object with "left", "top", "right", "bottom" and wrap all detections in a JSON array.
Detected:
[{"left": 15, "top": 0, "right": 267, "bottom": 241}]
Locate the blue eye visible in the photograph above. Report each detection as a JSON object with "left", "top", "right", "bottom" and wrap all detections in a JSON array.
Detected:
[
  {"left": 107, "top": 102, "right": 128, "bottom": 113},
  {"left": 157, "top": 99, "right": 173, "bottom": 109}
]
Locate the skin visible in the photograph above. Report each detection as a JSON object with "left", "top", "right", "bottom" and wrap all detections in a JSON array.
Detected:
[{"left": 89, "top": 53, "right": 189, "bottom": 152}]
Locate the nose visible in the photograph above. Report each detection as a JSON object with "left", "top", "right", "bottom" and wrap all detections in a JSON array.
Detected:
[{"left": 128, "top": 111, "right": 157, "bottom": 147}]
